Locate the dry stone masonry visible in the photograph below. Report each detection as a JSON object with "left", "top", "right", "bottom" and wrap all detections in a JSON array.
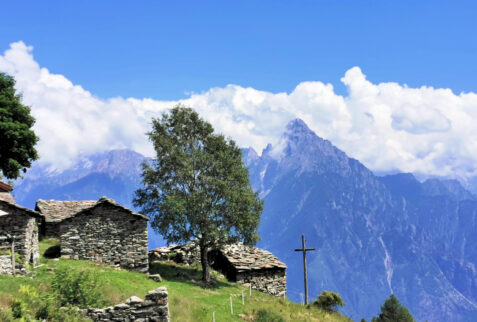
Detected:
[
  {"left": 150, "top": 241, "right": 287, "bottom": 297},
  {"left": 60, "top": 197, "right": 149, "bottom": 272},
  {"left": 83, "top": 287, "right": 170, "bottom": 322},
  {"left": 209, "top": 243, "right": 287, "bottom": 297},
  {"left": 36, "top": 199, "right": 97, "bottom": 238},
  {"left": 149, "top": 240, "right": 200, "bottom": 265},
  {"left": 0, "top": 200, "right": 41, "bottom": 275},
  {"left": 0, "top": 181, "right": 15, "bottom": 204}
]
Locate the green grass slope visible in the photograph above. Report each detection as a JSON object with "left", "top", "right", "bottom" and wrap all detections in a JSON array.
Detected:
[{"left": 0, "top": 239, "right": 350, "bottom": 321}]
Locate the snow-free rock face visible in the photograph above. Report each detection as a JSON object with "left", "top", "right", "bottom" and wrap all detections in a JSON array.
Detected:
[
  {"left": 13, "top": 149, "right": 147, "bottom": 210},
  {"left": 245, "top": 119, "right": 477, "bottom": 321},
  {"left": 12, "top": 120, "right": 477, "bottom": 320}
]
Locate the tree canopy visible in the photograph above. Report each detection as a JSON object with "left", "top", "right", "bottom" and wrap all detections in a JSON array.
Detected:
[
  {"left": 312, "top": 290, "right": 345, "bottom": 312},
  {"left": 371, "top": 294, "right": 415, "bottom": 322},
  {"left": 134, "top": 105, "right": 263, "bottom": 282},
  {"left": 0, "top": 73, "right": 39, "bottom": 179}
]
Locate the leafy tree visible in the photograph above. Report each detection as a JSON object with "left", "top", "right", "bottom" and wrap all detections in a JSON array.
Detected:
[
  {"left": 0, "top": 73, "right": 39, "bottom": 179},
  {"left": 134, "top": 105, "right": 263, "bottom": 282},
  {"left": 371, "top": 294, "right": 415, "bottom": 322},
  {"left": 312, "top": 290, "right": 345, "bottom": 312}
]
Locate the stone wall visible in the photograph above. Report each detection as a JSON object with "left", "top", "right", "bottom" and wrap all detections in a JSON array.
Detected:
[
  {"left": 44, "top": 221, "right": 61, "bottom": 238},
  {"left": 236, "top": 269, "right": 287, "bottom": 297},
  {"left": 208, "top": 247, "right": 287, "bottom": 297},
  {"left": 149, "top": 241, "right": 200, "bottom": 265},
  {"left": 0, "top": 202, "right": 40, "bottom": 275},
  {"left": 60, "top": 203, "right": 148, "bottom": 272},
  {"left": 0, "top": 255, "right": 27, "bottom": 275},
  {"left": 83, "top": 287, "right": 170, "bottom": 322},
  {"left": 0, "top": 255, "right": 12, "bottom": 275}
]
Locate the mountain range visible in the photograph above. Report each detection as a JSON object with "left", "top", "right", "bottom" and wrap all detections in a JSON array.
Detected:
[{"left": 12, "top": 119, "right": 477, "bottom": 321}]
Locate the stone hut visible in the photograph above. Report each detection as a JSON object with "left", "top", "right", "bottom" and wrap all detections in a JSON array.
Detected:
[
  {"left": 35, "top": 199, "right": 97, "bottom": 238},
  {"left": 0, "top": 181, "right": 15, "bottom": 204},
  {"left": 0, "top": 190, "right": 42, "bottom": 275},
  {"left": 59, "top": 197, "right": 149, "bottom": 272},
  {"left": 209, "top": 243, "right": 287, "bottom": 297}
]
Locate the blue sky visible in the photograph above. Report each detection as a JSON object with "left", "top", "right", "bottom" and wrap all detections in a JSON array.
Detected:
[
  {"left": 1, "top": 1, "right": 477, "bottom": 181},
  {"left": 2, "top": 1, "right": 476, "bottom": 100}
]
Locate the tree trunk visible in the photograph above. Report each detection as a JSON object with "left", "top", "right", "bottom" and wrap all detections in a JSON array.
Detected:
[{"left": 200, "top": 240, "right": 210, "bottom": 282}]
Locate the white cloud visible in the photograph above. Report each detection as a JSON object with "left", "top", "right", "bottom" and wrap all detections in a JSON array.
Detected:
[{"left": 1, "top": 41, "right": 477, "bottom": 180}]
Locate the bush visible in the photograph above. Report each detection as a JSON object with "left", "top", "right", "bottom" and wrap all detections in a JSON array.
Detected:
[
  {"left": 313, "top": 290, "right": 345, "bottom": 312},
  {"left": 0, "top": 307, "right": 14, "bottom": 322},
  {"left": 51, "top": 266, "right": 105, "bottom": 308},
  {"left": 8, "top": 284, "right": 89, "bottom": 321},
  {"left": 255, "top": 308, "right": 285, "bottom": 322}
]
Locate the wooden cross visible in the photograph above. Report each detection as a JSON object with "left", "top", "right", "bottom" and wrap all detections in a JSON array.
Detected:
[{"left": 294, "top": 234, "right": 315, "bottom": 305}]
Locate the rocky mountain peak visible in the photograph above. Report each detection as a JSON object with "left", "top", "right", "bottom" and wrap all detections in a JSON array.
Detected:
[{"left": 276, "top": 119, "right": 352, "bottom": 175}]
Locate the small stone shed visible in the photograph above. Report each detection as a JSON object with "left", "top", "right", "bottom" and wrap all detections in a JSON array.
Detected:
[
  {"left": 209, "top": 243, "right": 287, "bottom": 297},
  {"left": 35, "top": 199, "right": 97, "bottom": 238},
  {"left": 0, "top": 181, "right": 15, "bottom": 204},
  {"left": 59, "top": 197, "right": 149, "bottom": 272},
  {"left": 0, "top": 198, "right": 42, "bottom": 275}
]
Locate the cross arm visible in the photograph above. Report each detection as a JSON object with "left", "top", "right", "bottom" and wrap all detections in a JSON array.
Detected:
[{"left": 294, "top": 248, "right": 316, "bottom": 252}]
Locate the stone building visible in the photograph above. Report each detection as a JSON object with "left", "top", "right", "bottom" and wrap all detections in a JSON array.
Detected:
[
  {"left": 36, "top": 199, "right": 97, "bottom": 237},
  {"left": 0, "top": 181, "right": 15, "bottom": 204},
  {"left": 151, "top": 241, "right": 287, "bottom": 296},
  {"left": 0, "top": 184, "right": 42, "bottom": 275},
  {"left": 59, "top": 197, "right": 149, "bottom": 272},
  {"left": 209, "top": 243, "right": 287, "bottom": 297}
]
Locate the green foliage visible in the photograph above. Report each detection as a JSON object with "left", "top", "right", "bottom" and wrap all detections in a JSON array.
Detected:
[
  {"left": 0, "top": 73, "right": 39, "bottom": 179},
  {"left": 0, "top": 239, "right": 351, "bottom": 322},
  {"left": 0, "top": 250, "right": 25, "bottom": 265},
  {"left": 0, "top": 307, "right": 14, "bottom": 322},
  {"left": 8, "top": 284, "right": 89, "bottom": 321},
  {"left": 255, "top": 308, "right": 286, "bottom": 322},
  {"left": 313, "top": 290, "right": 345, "bottom": 312},
  {"left": 372, "top": 294, "right": 415, "bottom": 322},
  {"left": 51, "top": 266, "right": 105, "bottom": 308},
  {"left": 134, "top": 104, "right": 263, "bottom": 281}
]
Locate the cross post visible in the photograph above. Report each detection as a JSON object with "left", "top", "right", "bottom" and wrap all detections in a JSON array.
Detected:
[{"left": 294, "top": 234, "right": 315, "bottom": 305}]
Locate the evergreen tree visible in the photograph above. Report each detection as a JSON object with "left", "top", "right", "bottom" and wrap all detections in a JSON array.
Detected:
[
  {"left": 372, "top": 294, "right": 415, "bottom": 322},
  {"left": 134, "top": 105, "right": 263, "bottom": 282},
  {"left": 0, "top": 73, "right": 39, "bottom": 179}
]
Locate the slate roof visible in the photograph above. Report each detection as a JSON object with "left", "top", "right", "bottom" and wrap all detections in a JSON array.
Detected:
[
  {"left": 36, "top": 200, "right": 97, "bottom": 223},
  {"left": 36, "top": 197, "right": 148, "bottom": 222},
  {"left": 220, "top": 243, "right": 287, "bottom": 272},
  {"left": 69, "top": 197, "right": 149, "bottom": 221},
  {"left": 0, "top": 200, "right": 42, "bottom": 218}
]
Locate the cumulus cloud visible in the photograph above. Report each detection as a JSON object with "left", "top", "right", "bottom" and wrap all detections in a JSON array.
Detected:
[{"left": 1, "top": 41, "right": 477, "bottom": 180}]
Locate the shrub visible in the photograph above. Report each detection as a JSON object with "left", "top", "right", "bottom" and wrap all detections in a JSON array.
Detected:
[
  {"left": 0, "top": 307, "right": 14, "bottom": 322},
  {"left": 8, "top": 284, "right": 89, "bottom": 321},
  {"left": 51, "top": 266, "right": 105, "bottom": 308},
  {"left": 255, "top": 308, "right": 285, "bottom": 322},
  {"left": 313, "top": 290, "right": 345, "bottom": 312}
]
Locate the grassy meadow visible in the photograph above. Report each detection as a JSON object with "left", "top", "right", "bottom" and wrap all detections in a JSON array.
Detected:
[{"left": 0, "top": 239, "right": 350, "bottom": 321}]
